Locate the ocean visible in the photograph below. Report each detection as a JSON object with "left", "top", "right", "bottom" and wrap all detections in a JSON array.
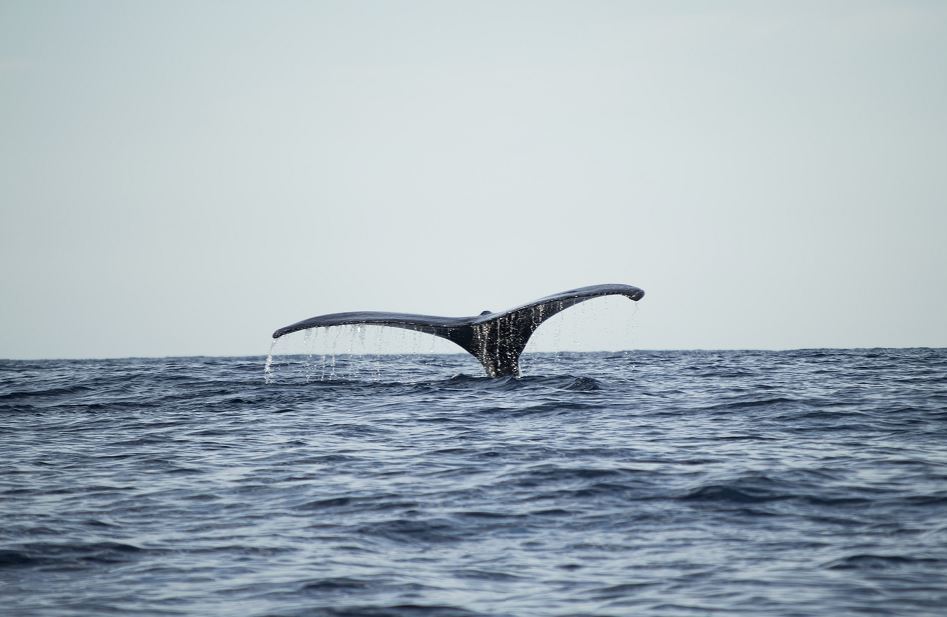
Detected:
[{"left": 2, "top": 348, "right": 946, "bottom": 616}]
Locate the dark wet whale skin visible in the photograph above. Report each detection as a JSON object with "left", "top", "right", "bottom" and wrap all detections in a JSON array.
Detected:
[{"left": 273, "top": 283, "right": 645, "bottom": 376}]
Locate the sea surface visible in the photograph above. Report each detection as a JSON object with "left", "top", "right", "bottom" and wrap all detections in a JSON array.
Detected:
[{"left": 2, "top": 349, "right": 946, "bottom": 616}]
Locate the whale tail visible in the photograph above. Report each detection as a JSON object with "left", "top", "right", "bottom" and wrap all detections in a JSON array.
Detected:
[{"left": 272, "top": 284, "right": 644, "bottom": 377}]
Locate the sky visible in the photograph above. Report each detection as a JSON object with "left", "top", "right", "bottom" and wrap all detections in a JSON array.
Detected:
[{"left": 1, "top": 0, "right": 945, "bottom": 359}]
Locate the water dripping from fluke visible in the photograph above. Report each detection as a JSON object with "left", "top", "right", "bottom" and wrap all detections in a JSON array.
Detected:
[
  {"left": 263, "top": 339, "right": 278, "bottom": 384},
  {"left": 268, "top": 284, "right": 645, "bottom": 378}
]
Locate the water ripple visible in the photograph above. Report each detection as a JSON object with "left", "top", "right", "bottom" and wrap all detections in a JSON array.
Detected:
[{"left": 1, "top": 349, "right": 946, "bottom": 616}]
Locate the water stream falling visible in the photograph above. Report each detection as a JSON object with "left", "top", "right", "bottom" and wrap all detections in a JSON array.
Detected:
[{"left": 263, "top": 339, "right": 277, "bottom": 385}]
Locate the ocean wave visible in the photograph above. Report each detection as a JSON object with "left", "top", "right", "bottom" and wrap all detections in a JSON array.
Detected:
[{"left": 3, "top": 350, "right": 946, "bottom": 616}]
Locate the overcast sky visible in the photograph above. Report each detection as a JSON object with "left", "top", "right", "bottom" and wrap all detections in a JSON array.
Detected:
[{"left": 1, "top": 1, "right": 945, "bottom": 359}]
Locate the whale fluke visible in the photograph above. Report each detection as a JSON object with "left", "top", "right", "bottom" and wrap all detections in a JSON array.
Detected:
[{"left": 272, "top": 283, "right": 644, "bottom": 377}]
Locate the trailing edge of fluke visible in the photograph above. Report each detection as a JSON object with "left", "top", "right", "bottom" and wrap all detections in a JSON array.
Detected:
[{"left": 272, "top": 283, "right": 645, "bottom": 377}]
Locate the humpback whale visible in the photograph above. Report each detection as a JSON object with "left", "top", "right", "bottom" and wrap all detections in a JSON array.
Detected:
[{"left": 272, "top": 283, "right": 644, "bottom": 377}]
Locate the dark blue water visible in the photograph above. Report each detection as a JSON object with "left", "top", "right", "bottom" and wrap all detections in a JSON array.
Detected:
[{"left": 2, "top": 349, "right": 946, "bottom": 616}]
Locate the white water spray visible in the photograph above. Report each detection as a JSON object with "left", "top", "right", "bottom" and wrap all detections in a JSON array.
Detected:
[{"left": 263, "top": 339, "right": 278, "bottom": 384}]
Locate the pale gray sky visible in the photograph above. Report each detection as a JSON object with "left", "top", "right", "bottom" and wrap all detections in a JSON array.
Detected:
[{"left": 1, "top": 1, "right": 945, "bottom": 359}]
